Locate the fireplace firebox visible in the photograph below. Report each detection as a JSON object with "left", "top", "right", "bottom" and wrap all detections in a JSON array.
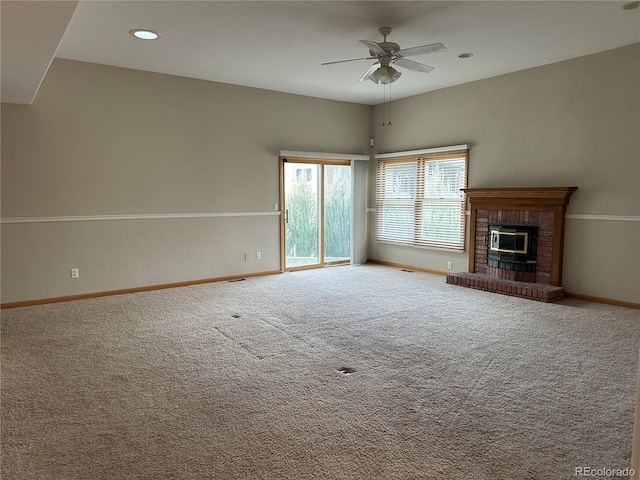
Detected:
[{"left": 487, "top": 224, "right": 538, "bottom": 272}]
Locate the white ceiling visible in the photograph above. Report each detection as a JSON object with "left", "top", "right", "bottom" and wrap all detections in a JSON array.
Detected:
[{"left": 3, "top": 1, "right": 640, "bottom": 106}]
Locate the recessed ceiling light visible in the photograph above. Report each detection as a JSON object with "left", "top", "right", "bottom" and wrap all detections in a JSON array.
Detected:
[
  {"left": 458, "top": 53, "right": 474, "bottom": 59},
  {"left": 129, "top": 29, "right": 160, "bottom": 40},
  {"left": 622, "top": 1, "right": 639, "bottom": 9}
]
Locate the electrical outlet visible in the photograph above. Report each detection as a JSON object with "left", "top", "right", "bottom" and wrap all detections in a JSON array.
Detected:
[
  {"left": 273, "top": 203, "right": 279, "bottom": 211},
  {"left": 256, "top": 251, "right": 262, "bottom": 260},
  {"left": 447, "top": 261, "right": 452, "bottom": 270},
  {"left": 244, "top": 253, "right": 249, "bottom": 261},
  {"left": 71, "top": 268, "right": 79, "bottom": 278}
]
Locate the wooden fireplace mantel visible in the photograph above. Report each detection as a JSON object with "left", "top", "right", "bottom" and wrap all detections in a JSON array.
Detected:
[
  {"left": 463, "top": 187, "right": 577, "bottom": 286},
  {"left": 463, "top": 187, "right": 577, "bottom": 210}
]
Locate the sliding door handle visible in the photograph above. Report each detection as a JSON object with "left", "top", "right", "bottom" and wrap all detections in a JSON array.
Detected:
[{"left": 284, "top": 209, "right": 289, "bottom": 224}]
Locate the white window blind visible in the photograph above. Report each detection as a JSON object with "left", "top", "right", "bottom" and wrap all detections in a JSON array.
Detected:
[{"left": 375, "top": 149, "right": 468, "bottom": 251}]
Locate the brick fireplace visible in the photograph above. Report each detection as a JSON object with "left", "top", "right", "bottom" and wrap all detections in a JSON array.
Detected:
[{"left": 446, "top": 187, "right": 577, "bottom": 302}]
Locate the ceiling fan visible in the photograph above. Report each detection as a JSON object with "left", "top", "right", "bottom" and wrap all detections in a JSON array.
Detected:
[{"left": 322, "top": 27, "right": 447, "bottom": 85}]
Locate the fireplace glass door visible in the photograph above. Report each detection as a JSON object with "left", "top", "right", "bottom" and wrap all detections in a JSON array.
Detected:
[{"left": 490, "top": 230, "right": 529, "bottom": 254}]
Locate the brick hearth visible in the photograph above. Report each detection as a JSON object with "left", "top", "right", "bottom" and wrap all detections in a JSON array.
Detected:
[{"left": 446, "top": 272, "right": 565, "bottom": 303}]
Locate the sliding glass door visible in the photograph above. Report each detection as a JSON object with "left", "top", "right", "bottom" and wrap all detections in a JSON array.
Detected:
[
  {"left": 323, "top": 164, "right": 351, "bottom": 264},
  {"left": 281, "top": 158, "right": 351, "bottom": 270},
  {"left": 282, "top": 161, "right": 322, "bottom": 268}
]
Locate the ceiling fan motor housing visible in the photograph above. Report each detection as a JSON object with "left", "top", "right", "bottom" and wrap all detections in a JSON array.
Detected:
[{"left": 372, "top": 42, "right": 400, "bottom": 56}]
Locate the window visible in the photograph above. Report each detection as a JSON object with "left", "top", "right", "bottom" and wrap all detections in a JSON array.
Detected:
[
  {"left": 375, "top": 148, "right": 468, "bottom": 251},
  {"left": 295, "top": 167, "right": 313, "bottom": 183}
]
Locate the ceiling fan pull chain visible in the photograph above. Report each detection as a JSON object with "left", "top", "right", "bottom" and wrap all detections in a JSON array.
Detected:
[
  {"left": 382, "top": 85, "right": 386, "bottom": 126},
  {"left": 387, "top": 84, "right": 391, "bottom": 126},
  {"left": 381, "top": 84, "right": 392, "bottom": 127}
]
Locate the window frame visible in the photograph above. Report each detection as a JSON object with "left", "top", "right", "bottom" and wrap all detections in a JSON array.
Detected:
[{"left": 375, "top": 147, "right": 469, "bottom": 252}]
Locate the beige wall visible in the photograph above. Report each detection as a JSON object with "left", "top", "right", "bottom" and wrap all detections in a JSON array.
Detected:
[
  {"left": 1, "top": 59, "right": 372, "bottom": 303},
  {"left": 368, "top": 44, "right": 640, "bottom": 304},
  {"left": 2, "top": 44, "right": 639, "bottom": 305}
]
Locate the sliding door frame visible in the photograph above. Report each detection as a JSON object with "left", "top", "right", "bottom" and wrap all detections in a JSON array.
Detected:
[
  {"left": 279, "top": 156, "right": 351, "bottom": 272},
  {"left": 279, "top": 150, "right": 370, "bottom": 273}
]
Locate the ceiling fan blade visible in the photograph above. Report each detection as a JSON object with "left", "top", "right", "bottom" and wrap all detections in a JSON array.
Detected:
[
  {"left": 360, "top": 40, "right": 387, "bottom": 56},
  {"left": 394, "top": 58, "right": 434, "bottom": 75},
  {"left": 322, "top": 56, "right": 376, "bottom": 66},
  {"left": 358, "top": 63, "right": 380, "bottom": 82},
  {"left": 396, "top": 42, "right": 447, "bottom": 57}
]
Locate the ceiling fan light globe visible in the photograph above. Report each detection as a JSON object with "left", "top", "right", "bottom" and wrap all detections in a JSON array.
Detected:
[
  {"left": 389, "top": 67, "right": 401, "bottom": 83},
  {"left": 371, "top": 66, "right": 401, "bottom": 84}
]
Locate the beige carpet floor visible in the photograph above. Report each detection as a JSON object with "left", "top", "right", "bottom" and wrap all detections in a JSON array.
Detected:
[{"left": 2, "top": 264, "right": 639, "bottom": 479}]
